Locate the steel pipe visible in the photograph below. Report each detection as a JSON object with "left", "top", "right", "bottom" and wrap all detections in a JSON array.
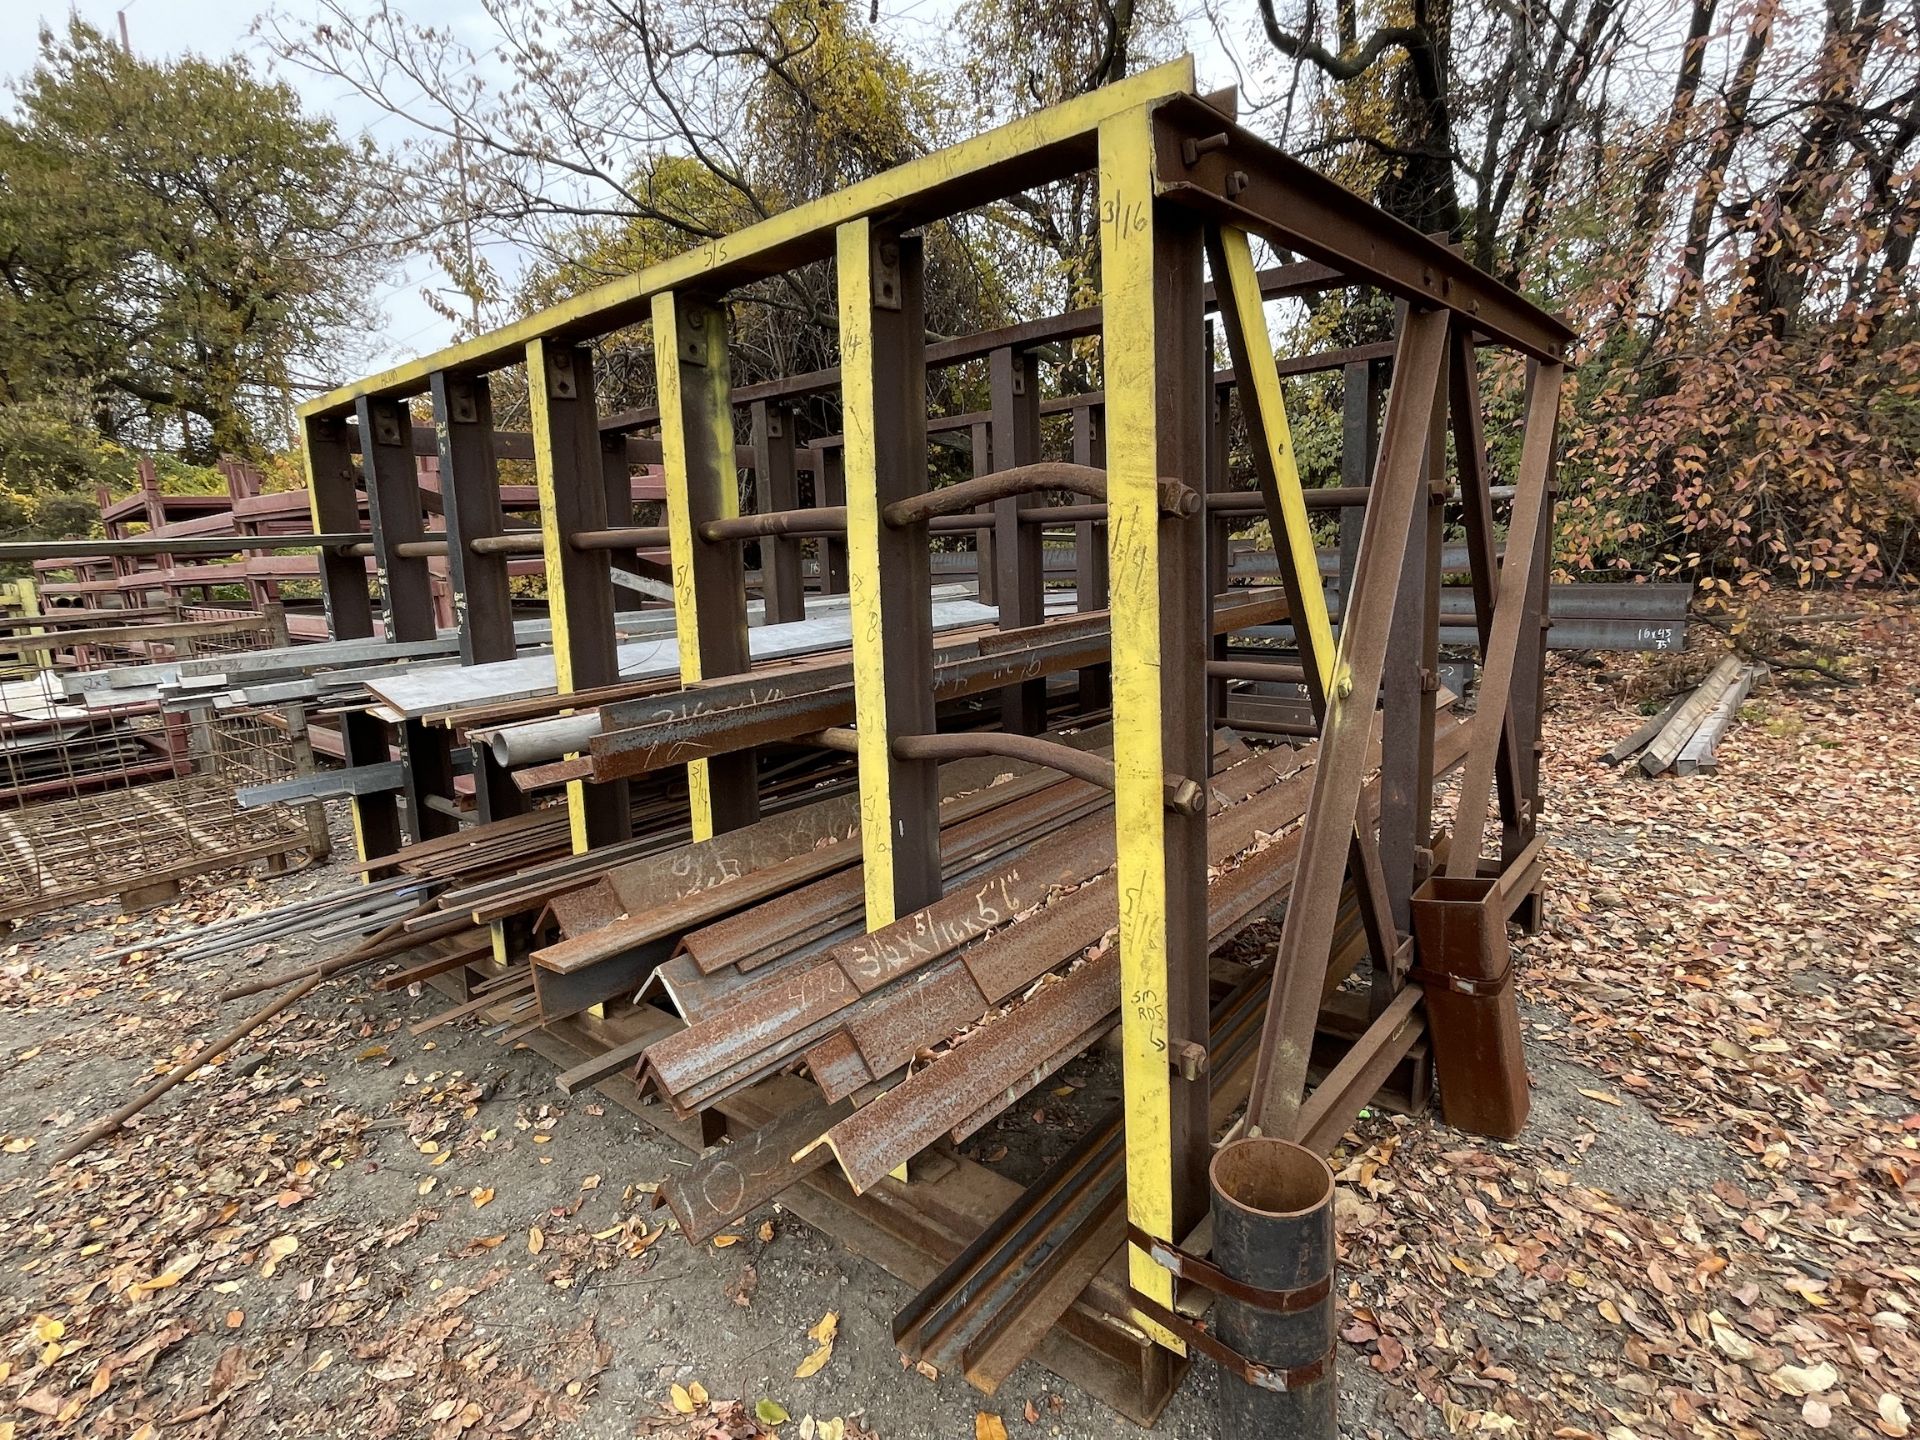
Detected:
[{"left": 1210, "top": 1137, "right": 1337, "bottom": 1436}]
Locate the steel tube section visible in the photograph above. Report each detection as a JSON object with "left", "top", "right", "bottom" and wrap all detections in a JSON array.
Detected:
[
  {"left": 571, "top": 525, "right": 673, "bottom": 551},
  {"left": 883, "top": 464, "right": 1198, "bottom": 528},
  {"left": 1209, "top": 1138, "right": 1337, "bottom": 1435},
  {"left": 3, "top": 533, "right": 367, "bottom": 561},
  {"left": 468, "top": 533, "right": 546, "bottom": 556}
]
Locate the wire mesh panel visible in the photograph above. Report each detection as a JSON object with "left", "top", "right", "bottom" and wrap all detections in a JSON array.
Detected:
[{"left": 0, "top": 609, "right": 313, "bottom": 922}]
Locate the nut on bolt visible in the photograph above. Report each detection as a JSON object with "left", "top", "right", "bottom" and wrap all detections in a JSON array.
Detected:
[{"left": 1171, "top": 1041, "right": 1209, "bottom": 1082}]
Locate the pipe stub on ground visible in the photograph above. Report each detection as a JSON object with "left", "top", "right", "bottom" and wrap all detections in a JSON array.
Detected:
[{"left": 1209, "top": 1136, "right": 1338, "bottom": 1437}]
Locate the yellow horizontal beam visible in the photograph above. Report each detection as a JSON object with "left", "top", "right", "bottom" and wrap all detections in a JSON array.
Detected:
[{"left": 299, "top": 57, "right": 1196, "bottom": 419}]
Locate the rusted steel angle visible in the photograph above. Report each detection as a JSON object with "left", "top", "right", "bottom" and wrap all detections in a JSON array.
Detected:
[
  {"left": 585, "top": 592, "right": 1289, "bottom": 783},
  {"left": 678, "top": 774, "right": 1105, "bottom": 975},
  {"left": 643, "top": 781, "right": 1123, "bottom": 1098},
  {"left": 894, "top": 967, "right": 1275, "bottom": 1391},
  {"left": 799, "top": 950, "right": 1122, "bottom": 1195},
  {"left": 656, "top": 1092, "right": 858, "bottom": 1244}
]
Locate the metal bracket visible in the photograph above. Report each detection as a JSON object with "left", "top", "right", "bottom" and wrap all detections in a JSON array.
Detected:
[
  {"left": 371, "top": 404, "right": 405, "bottom": 446},
  {"left": 679, "top": 304, "right": 713, "bottom": 366},
  {"left": 446, "top": 380, "right": 479, "bottom": 425},
  {"left": 1171, "top": 1040, "right": 1209, "bottom": 1082},
  {"left": 546, "top": 347, "right": 578, "bottom": 399},
  {"left": 873, "top": 241, "right": 902, "bottom": 312}
]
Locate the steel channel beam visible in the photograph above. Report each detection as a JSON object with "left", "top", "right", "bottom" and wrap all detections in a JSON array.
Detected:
[
  {"left": 1071, "top": 405, "right": 1111, "bottom": 708},
  {"left": 838, "top": 224, "right": 942, "bottom": 929},
  {"left": 529, "top": 338, "right": 631, "bottom": 852},
  {"left": 302, "top": 413, "right": 401, "bottom": 861},
  {"left": 1375, "top": 308, "right": 1443, "bottom": 1007},
  {"left": 432, "top": 370, "right": 529, "bottom": 827},
  {"left": 750, "top": 401, "right": 807, "bottom": 623},
  {"left": 301, "top": 59, "right": 1200, "bottom": 417},
  {"left": 1100, "top": 102, "right": 1213, "bottom": 1351},
  {"left": 1150, "top": 97, "right": 1576, "bottom": 363},
  {"left": 1243, "top": 305, "right": 1450, "bottom": 1139},
  {"left": 1448, "top": 325, "right": 1525, "bottom": 847},
  {"left": 655, "top": 290, "right": 759, "bottom": 840},
  {"left": 989, "top": 346, "right": 1046, "bottom": 733},
  {"left": 1447, "top": 361, "right": 1563, "bottom": 877}
]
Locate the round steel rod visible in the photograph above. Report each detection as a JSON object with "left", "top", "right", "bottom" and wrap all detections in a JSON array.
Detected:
[
  {"left": 469, "top": 533, "right": 546, "bottom": 556},
  {"left": 890, "top": 732, "right": 1204, "bottom": 816}
]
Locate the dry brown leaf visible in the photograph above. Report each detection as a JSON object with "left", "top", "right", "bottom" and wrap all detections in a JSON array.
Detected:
[{"left": 976, "top": 1414, "right": 1009, "bottom": 1440}]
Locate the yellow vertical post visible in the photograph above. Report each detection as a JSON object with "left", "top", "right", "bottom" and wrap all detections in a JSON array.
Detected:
[
  {"left": 836, "top": 220, "right": 941, "bottom": 935},
  {"left": 529, "top": 336, "right": 628, "bottom": 856},
  {"left": 1215, "top": 226, "right": 1344, "bottom": 700},
  {"left": 1101, "top": 104, "right": 1202, "bottom": 1355},
  {"left": 654, "top": 290, "right": 754, "bottom": 842},
  {"left": 839, "top": 219, "right": 900, "bottom": 932}
]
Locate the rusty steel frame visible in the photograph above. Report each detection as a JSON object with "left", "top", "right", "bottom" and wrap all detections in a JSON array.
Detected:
[{"left": 297, "top": 55, "right": 1568, "bottom": 1423}]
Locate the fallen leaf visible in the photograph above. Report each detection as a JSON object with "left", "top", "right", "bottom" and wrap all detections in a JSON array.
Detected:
[
  {"left": 528, "top": 1226, "right": 545, "bottom": 1255},
  {"left": 669, "top": 1383, "right": 695, "bottom": 1414},
  {"left": 471, "top": 1187, "right": 495, "bottom": 1209},
  {"left": 1878, "top": 1393, "right": 1912, "bottom": 1437},
  {"left": 1577, "top": 1088, "right": 1624, "bottom": 1106},
  {"left": 1774, "top": 1361, "right": 1840, "bottom": 1397},
  {"left": 756, "top": 1399, "right": 791, "bottom": 1425},
  {"left": 976, "top": 1414, "right": 1009, "bottom": 1440},
  {"left": 259, "top": 1234, "right": 298, "bottom": 1278}
]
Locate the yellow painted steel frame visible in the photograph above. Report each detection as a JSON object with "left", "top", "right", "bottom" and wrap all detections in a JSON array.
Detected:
[
  {"left": 1216, "top": 226, "right": 1345, "bottom": 700},
  {"left": 299, "top": 58, "right": 1197, "bottom": 420},
  {"left": 1098, "top": 104, "right": 1186, "bottom": 1355},
  {"left": 654, "top": 290, "right": 741, "bottom": 842},
  {"left": 836, "top": 218, "right": 901, "bottom": 932},
  {"left": 528, "top": 335, "right": 597, "bottom": 856}
]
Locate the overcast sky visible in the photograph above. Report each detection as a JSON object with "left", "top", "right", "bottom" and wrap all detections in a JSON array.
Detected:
[
  {"left": 1, "top": 0, "right": 481, "bottom": 377},
  {"left": 3, "top": 1, "right": 1250, "bottom": 391}
]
